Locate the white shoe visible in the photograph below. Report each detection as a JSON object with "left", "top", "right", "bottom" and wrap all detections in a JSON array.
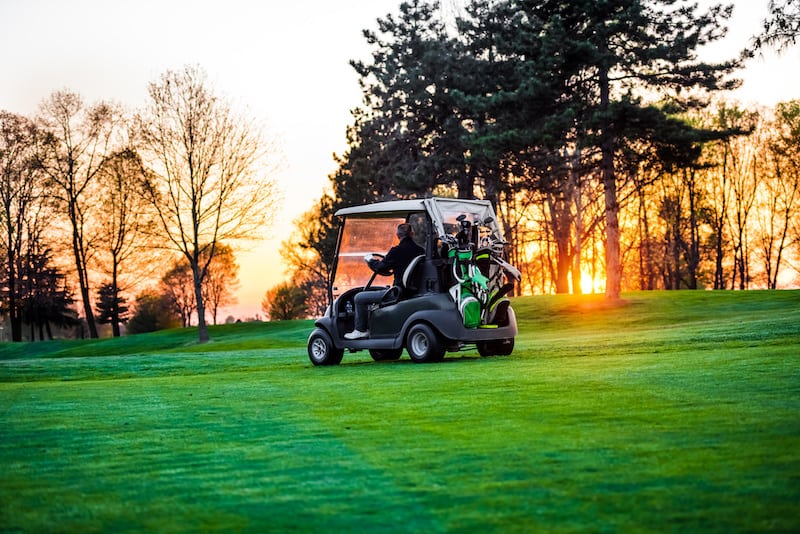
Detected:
[{"left": 344, "top": 329, "right": 369, "bottom": 340}]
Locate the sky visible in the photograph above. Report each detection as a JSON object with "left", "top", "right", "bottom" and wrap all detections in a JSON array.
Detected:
[{"left": 1, "top": 0, "right": 798, "bottom": 320}]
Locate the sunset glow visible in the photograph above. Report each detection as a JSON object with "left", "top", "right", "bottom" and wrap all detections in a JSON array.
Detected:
[{"left": 580, "top": 271, "right": 605, "bottom": 295}]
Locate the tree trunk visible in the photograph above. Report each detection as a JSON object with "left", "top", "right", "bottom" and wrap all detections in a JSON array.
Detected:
[
  {"left": 671, "top": 216, "right": 682, "bottom": 290},
  {"left": 570, "top": 157, "right": 583, "bottom": 295},
  {"left": 686, "top": 169, "right": 700, "bottom": 290},
  {"left": 75, "top": 254, "right": 98, "bottom": 338},
  {"left": 636, "top": 181, "right": 655, "bottom": 291},
  {"left": 111, "top": 262, "right": 121, "bottom": 337},
  {"left": 599, "top": 67, "right": 621, "bottom": 300},
  {"left": 7, "top": 252, "right": 22, "bottom": 342},
  {"left": 69, "top": 199, "right": 98, "bottom": 338},
  {"left": 191, "top": 262, "right": 210, "bottom": 343},
  {"left": 602, "top": 157, "right": 621, "bottom": 299},
  {"left": 547, "top": 193, "right": 572, "bottom": 294}
]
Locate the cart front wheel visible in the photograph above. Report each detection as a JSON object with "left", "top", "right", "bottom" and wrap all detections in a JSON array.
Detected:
[{"left": 308, "top": 329, "right": 344, "bottom": 366}]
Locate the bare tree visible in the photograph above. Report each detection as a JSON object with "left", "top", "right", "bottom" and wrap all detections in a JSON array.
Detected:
[
  {"left": 727, "top": 112, "right": 763, "bottom": 290},
  {"left": 758, "top": 101, "right": 800, "bottom": 288},
  {"left": 35, "top": 90, "right": 121, "bottom": 338},
  {"left": 0, "top": 111, "right": 46, "bottom": 341},
  {"left": 137, "top": 65, "right": 280, "bottom": 343},
  {"left": 93, "top": 146, "right": 154, "bottom": 336}
]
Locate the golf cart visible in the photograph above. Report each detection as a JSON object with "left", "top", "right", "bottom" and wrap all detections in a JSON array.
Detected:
[{"left": 307, "top": 197, "right": 521, "bottom": 365}]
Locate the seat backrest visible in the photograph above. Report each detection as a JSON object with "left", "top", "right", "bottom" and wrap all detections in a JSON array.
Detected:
[
  {"left": 401, "top": 255, "right": 425, "bottom": 292},
  {"left": 379, "top": 255, "right": 425, "bottom": 308}
]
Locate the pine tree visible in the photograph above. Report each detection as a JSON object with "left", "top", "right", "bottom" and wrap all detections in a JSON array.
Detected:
[
  {"left": 95, "top": 282, "right": 130, "bottom": 337},
  {"left": 19, "top": 247, "right": 78, "bottom": 340},
  {"left": 350, "top": 0, "right": 471, "bottom": 197}
]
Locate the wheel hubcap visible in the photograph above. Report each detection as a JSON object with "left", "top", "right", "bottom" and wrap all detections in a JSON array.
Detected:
[
  {"left": 311, "top": 338, "right": 327, "bottom": 360},
  {"left": 410, "top": 332, "right": 428, "bottom": 356}
]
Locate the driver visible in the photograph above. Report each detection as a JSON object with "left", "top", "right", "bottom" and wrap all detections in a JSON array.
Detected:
[{"left": 344, "top": 223, "right": 425, "bottom": 339}]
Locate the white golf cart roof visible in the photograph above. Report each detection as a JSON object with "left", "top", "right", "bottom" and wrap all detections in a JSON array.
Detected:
[
  {"left": 335, "top": 197, "right": 498, "bottom": 239},
  {"left": 335, "top": 197, "right": 493, "bottom": 217}
]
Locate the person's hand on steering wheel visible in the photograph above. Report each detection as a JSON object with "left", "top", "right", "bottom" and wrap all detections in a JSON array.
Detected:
[{"left": 364, "top": 253, "right": 392, "bottom": 276}]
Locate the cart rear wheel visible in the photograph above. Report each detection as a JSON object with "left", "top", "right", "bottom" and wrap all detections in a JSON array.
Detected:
[
  {"left": 477, "top": 338, "right": 514, "bottom": 357},
  {"left": 406, "top": 323, "right": 445, "bottom": 363}
]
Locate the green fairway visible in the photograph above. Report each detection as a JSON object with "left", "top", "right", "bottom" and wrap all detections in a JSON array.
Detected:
[{"left": 1, "top": 291, "right": 798, "bottom": 532}]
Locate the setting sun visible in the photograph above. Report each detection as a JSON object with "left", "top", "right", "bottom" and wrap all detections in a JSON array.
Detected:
[{"left": 580, "top": 271, "right": 605, "bottom": 295}]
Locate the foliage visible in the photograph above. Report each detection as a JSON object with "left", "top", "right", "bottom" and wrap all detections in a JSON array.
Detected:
[
  {"left": 94, "top": 282, "right": 130, "bottom": 337},
  {"left": 350, "top": 0, "right": 471, "bottom": 197},
  {"left": 126, "top": 290, "right": 180, "bottom": 334},
  {"left": 17, "top": 245, "right": 79, "bottom": 341},
  {"left": 262, "top": 281, "right": 307, "bottom": 320},
  {"left": 301, "top": 0, "right": 748, "bottom": 301},
  {"left": 1, "top": 291, "right": 798, "bottom": 531},
  {"left": 159, "top": 260, "right": 196, "bottom": 328},
  {"left": 280, "top": 196, "right": 338, "bottom": 317},
  {"left": 751, "top": 0, "right": 800, "bottom": 53}
]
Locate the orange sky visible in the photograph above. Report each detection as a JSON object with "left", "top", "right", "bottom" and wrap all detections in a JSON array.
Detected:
[{"left": 1, "top": 0, "right": 797, "bottom": 320}]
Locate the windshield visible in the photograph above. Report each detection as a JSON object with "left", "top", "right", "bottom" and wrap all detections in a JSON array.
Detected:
[
  {"left": 332, "top": 217, "right": 406, "bottom": 298},
  {"left": 436, "top": 201, "right": 503, "bottom": 246}
]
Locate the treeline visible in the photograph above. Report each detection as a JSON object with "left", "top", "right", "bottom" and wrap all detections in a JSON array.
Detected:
[
  {"left": 1, "top": 66, "right": 279, "bottom": 342},
  {"left": 281, "top": 0, "right": 798, "bottom": 309}
]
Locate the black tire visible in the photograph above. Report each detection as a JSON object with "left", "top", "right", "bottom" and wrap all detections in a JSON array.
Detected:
[
  {"left": 308, "top": 329, "right": 344, "bottom": 366},
  {"left": 406, "top": 323, "right": 445, "bottom": 363},
  {"left": 477, "top": 338, "right": 515, "bottom": 357},
  {"left": 369, "top": 348, "right": 403, "bottom": 361}
]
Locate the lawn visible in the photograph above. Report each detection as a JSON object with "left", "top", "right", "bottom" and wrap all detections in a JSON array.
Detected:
[{"left": 1, "top": 291, "right": 798, "bottom": 532}]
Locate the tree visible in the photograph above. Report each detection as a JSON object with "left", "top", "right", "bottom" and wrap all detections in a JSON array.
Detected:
[
  {"left": 35, "top": 90, "right": 121, "bottom": 338},
  {"left": 160, "top": 260, "right": 196, "bottom": 328},
  {"left": 0, "top": 111, "right": 45, "bottom": 341},
  {"left": 350, "top": 1, "right": 474, "bottom": 198},
  {"left": 137, "top": 65, "right": 279, "bottom": 343},
  {"left": 95, "top": 281, "right": 130, "bottom": 337},
  {"left": 158, "top": 245, "right": 239, "bottom": 328},
  {"left": 18, "top": 243, "right": 79, "bottom": 341},
  {"left": 702, "top": 104, "right": 739, "bottom": 289},
  {"left": 202, "top": 243, "right": 239, "bottom": 325},
  {"left": 758, "top": 100, "right": 800, "bottom": 288},
  {"left": 127, "top": 290, "right": 180, "bottom": 334},
  {"left": 93, "top": 146, "right": 155, "bottom": 328},
  {"left": 281, "top": 195, "right": 339, "bottom": 316},
  {"left": 752, "top": 0, "right": 800, "bottom": 53},
  {"left": 262, "top": 282, "right": 306, "bottom": 321}
]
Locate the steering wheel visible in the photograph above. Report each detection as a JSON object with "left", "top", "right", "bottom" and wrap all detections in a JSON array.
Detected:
[
  {"left": 365, "top": 253, "right": 392, "bottom": 276},
  {"left": 362, "top": 253, "right": 390, "bottom": 291}
]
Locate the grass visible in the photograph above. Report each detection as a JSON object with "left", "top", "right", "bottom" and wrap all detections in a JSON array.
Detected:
[{"left": 1, "top": 290, "right": 798, "bottom": 532}]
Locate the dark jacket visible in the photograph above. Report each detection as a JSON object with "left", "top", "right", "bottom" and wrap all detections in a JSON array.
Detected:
[{"left": 369, "top": 236, "right": 425, "bottom": 287}]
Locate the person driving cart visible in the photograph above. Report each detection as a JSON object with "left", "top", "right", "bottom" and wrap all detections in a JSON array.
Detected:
[{"left": 344, "top": 223, "right": 425, "bottom": 339}]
